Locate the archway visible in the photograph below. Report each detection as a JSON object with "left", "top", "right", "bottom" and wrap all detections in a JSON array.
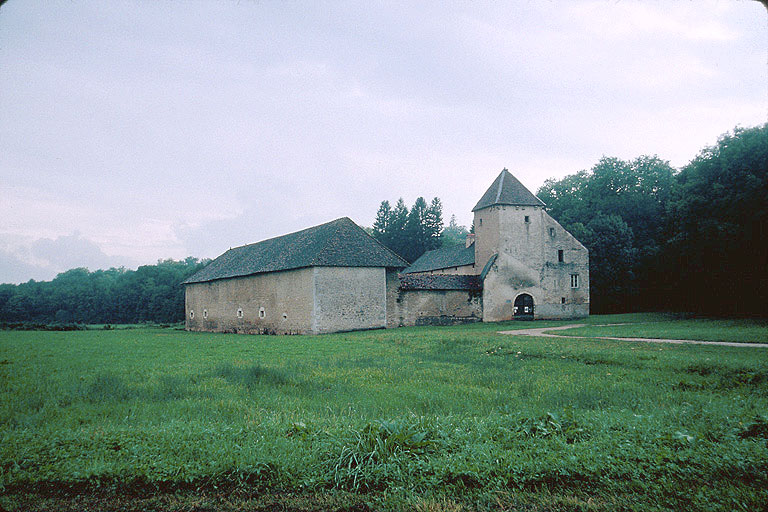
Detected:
[{"left": 513, "top": 293, "right": 534, "bottom": 320}]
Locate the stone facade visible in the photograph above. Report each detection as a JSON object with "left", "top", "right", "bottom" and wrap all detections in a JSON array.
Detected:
[
  {"left": 390, "top": 288, "right": 482, "bottom": 326},
  {"left": 405, "top": 168, "right": 589, "bottom": 322},
  {"left": 186, "top": 265, "right": 389, "bottom": 335},
  {"left": 185, "top": 267, "right": 314, "bottom": 334},
  {"left": 478, "top": 205, "right": 589, "bottom": 321},
  {"left": 185, "top": 170, "right": 590, "bottom": 335},
  {"left": 312, "top": 267, "right": 386, "bottom": 334}
]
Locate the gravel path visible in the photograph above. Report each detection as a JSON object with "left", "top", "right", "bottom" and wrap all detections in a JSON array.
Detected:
[{"left": 498, "top": 324, "right": 768, "bottom": 348}]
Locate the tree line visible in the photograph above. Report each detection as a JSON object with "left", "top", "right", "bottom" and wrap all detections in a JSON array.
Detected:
[
  {"left": 538, "top": 124, "right": 767, "bottom": 316},
  {"left": 0, "top": 124, "right": 764, "bottom": 324},
  {"left": 0, "top": 258, "right": 207, "bottom": 325}
]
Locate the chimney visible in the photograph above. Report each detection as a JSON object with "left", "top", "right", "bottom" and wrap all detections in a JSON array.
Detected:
[{"left": 465, "top": 233, "right": 476, "bottom": 248}]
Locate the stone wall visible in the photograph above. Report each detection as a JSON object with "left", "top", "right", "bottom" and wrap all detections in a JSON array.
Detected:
[
  {"left": 480, "top": 207, "right": 589, "bottom": 321},
  {"left": 185, "top": 267, "right": 315, "bottom": 334},
  {"left": 389, "top": 288, "right": 482, "bottom": 327},
  {"left": 312, "top": 266, "right": 387, "bottom": 334}
]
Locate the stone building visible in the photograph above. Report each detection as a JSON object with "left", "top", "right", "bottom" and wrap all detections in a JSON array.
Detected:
[
  {"left": 403, "top": 168, "right": 589, "bottom": 321},
  {"left": 184, "top": 217, "right": 408, "bottom": 335},
  {"left": 184, "top": 169, "right": 589, "bottom": 334}
]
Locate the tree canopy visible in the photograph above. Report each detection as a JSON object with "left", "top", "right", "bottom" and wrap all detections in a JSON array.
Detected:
[
  {"left": 0, "top": 258, "right": 208, "bottom": 325},
  {"left": 372, "top": 196, "right": 445, "bottom": 262},
  {"left": 538, "top": 123, "right": 767, "bottom": 316}
]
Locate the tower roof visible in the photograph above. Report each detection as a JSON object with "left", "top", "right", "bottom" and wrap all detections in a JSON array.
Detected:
[{"left": 472, "top": 168, "right": 545, "bottom": 211}]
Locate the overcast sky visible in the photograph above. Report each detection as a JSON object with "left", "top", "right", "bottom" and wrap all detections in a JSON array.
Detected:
[{"left": 1, "top": 0, "right": 766, "bottom": 284}]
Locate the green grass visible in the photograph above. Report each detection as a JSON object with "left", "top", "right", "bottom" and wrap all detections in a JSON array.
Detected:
[
  {"left": 1, "top": 315, "right": 767, "bottom": 511},
  {"left": 556, "top": 313, "right": 768, "bottom": 343}
]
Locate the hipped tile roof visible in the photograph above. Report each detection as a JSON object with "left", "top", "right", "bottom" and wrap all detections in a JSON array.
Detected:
[
  {"left": 184, "top": 217, "right": 407, "bottom": 284},
  {"left": 472, "top": 168, "right": 545, "bottom": 211}
]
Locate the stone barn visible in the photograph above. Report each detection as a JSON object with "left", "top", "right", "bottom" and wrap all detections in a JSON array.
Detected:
[
  {"left": 184, "top": 169, "right": 589, "bottom": 334},
  {"left": 184, "top": 217, "right": 407, "bottom": 334}
]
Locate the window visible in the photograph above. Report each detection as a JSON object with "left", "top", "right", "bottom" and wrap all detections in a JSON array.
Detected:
[
  {"left": 282, "top": 313, "right": 288, "bottom": 320},
  {"left": 259, "top": 307, "right": 265, "bottom": 319},
  {"left": 524, "top": 215, "right": 530, "bottom": 223},
  {"left": 479, "top": 218, "right": 483, "bottom": 226},
  {"left": 237, "top": 308, "right": 244, "bottom": 318},
  {"left": 558, "top": 249, "right": 564, "bottom": 263},
  {"left": 561, "top": 297, "right": 566, "bottom": 304},
  {"left": 189, "top": 310, "right": 194, "bottom": 319},
  {"left": 550, "top": 227, "right": 555, "bottom": 237},
  {"left": 570, "top": 274, "right": 579, "bottom": 288},
  {"left": 203, "top": 309, "right": 208, "bottom": 319}
]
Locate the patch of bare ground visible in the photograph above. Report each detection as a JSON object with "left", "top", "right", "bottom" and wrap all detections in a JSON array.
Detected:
[{"left": 0, "top": 486, "right": 373, "bottom": 512}]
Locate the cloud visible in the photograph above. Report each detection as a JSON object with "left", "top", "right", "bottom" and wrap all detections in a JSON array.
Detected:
[
  {"left": 31, "top": 233, "right": 114, "bottom": 272},
  {"left": 0, "top": 232, "right": 139, "bottom": 284}
]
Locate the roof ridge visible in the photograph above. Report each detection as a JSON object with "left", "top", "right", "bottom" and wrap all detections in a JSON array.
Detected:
[
  {"left": 355, "top": 218, "right": 410, "bottom": 265},
  {"left": 309, "top": 217, "right": 349, "bottom": 266},
  {"left": 227, "top": 217, "right": 345, "bottom": 252},
  {"left": 495, "top": 169, "right": 505, "bottom": 204}
]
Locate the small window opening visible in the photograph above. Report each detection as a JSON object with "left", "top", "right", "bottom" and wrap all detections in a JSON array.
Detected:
[
  {"left": 524, "top": 215, "right": 530, "bottom": 223},
  {"left": 259, "top": 307, "right": 265, "bottom": 318},
  {"left": 203, "top": 309, "right": 208, "bottom": 319},
  {"left": 561, "top": 297, "right": 566, "bottom": 304},
  {"left": 237, "top": 308, "right": 244, "bottom": 318},
  {"left": 570, "top": 274, "right": 579, "bottom": 288},
  {"left": 550, "top": 227, "right": 555, "bottom": 237},
  {"left": 189, "top": 310, "right": 194, "bottom": 319},
  {"left": 282, "top": 313, "right": 288, "bottom": 320},
  {"left": 558, "top": 250, "right": 564, "bottom": 263},
  {"left": 479, "top": 218, "right": 483, "bottom": 226}
]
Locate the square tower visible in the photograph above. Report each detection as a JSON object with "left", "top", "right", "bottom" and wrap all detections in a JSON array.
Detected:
[{"left": 472, "top": 169, "right": 589, "bottom": 320}]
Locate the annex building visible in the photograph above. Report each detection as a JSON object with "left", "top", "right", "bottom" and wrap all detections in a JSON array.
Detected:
[{"left": 184, "top": 169, "right": 589, "bottom": 334}]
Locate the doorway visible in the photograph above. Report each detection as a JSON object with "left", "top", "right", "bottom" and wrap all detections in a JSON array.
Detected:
[{"left": 513, "top": 294, "right": 534, "bottom": 320}]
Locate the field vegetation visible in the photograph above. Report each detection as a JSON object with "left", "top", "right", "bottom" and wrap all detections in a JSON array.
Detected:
[{"left": 1, "top": 315, "right": 767, "bottom": 511}]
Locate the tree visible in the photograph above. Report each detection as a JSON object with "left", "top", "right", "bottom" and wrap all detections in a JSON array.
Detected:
[
  {"left": 665, "top": 124, "right": 768, "bottom": 316},
  {"left": 371, "top": 196, "right": 446, "bottom": 262},
  {"left": 537, "top": 155, "right": 676, "bottom": 313},
  {"left": 424, "top": 197, "right": 444, "bottom": 251},
  {"left": 442, "top": 215, "right": 469, "bottom": 247},
  {"left": 372, "top": 200, "right": 392, "bottom": 247}
]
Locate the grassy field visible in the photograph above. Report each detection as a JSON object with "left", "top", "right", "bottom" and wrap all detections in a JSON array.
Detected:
[
  {"left": 1, "top": 314, "right": 767, "bottom": 511},
  {"left": 553, "top": 313, "right": 768, "bottom": 344}
]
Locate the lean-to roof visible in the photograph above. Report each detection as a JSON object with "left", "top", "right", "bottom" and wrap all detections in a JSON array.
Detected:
[
  {"left": 399, "top": 274, "right": 482, "bottom": 291},
  {"left": 403, "top": 244, "right": 475, "bottom": 274}
]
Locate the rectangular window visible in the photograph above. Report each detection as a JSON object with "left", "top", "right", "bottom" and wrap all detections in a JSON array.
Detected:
[
  {"left": 558, "top": 249, "right": 564, "bottom": 263},
  {"left": 561, "top": 297, "right": 566, "bottom": 304},
  {"left": 549, "top": 227, "right": 555, "bottom": 237},
  {"left": 570, "top": 274, "right": 579, "bottom": 288},
  {"left": 524, "top": 215, "right": 530, "bottom": 223}
]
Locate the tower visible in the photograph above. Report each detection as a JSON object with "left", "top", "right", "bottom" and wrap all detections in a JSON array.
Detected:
[{"left": 472, "top": 169, "right": 589, "bottom": 320}]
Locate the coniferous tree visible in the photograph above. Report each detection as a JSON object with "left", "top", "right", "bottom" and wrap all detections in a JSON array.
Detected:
[
  {"left": 424, "top": 197, "right": 444, "bottom": 251},
  {"left": 403, "top": 197, "right": 429, "bottom": 262},
  {"left": 372, "top": 200, "right": 392, "bottom": 247}
]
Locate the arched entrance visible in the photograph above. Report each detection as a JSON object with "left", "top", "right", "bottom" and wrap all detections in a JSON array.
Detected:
[{"left": 513, "top": 293, "right": 534, "bottom": 320}]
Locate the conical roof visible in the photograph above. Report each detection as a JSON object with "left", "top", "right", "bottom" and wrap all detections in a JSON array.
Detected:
[
  {"left": 184, "top": 217, "right": 408, "bottom": 284},
  {"left": 472, "top": 168, "right": 545, "bottom": 211}
]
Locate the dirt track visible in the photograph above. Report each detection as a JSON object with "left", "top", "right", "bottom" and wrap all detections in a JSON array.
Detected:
[{"left": 498, "top": 324, "right": 768, "bottom": 348}]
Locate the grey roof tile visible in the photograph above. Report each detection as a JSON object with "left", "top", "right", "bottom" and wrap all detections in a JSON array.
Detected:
[
  {"left": 399, "top": 274, "right": 482, "bottom": 291},
  {"left": 472, "top": 168, "right": 545, "bottom": 211},
  {"left": 403, "top": 244, "right": 475, "bottom": 274},
  {"left": 184, "top": 217, "right": 408, "bottom": 284}
]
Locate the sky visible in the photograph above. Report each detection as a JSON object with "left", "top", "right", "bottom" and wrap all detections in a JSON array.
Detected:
[{"left": 1, "top": 0, "right": 766, "bottom": 284}]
